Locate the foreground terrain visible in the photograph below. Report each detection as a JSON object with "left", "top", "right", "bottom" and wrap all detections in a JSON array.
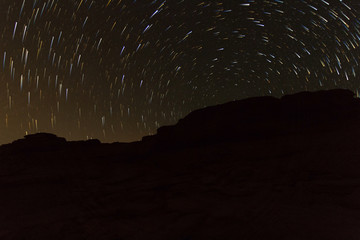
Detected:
[{"left": 1, "top": 89, "right": 360, "bottom": 239}]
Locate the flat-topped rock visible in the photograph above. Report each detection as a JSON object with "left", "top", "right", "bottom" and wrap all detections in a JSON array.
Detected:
[{"left": 143, "top": 89, "right": 360, "bottom": 147}]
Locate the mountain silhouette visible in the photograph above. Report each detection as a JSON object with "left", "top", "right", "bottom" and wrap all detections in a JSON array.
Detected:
[{"left": 1, "top": 89, "right": 360, "bottom": 239}]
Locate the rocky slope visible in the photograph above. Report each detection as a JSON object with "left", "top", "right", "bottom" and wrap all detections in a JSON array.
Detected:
[{"left": 1, "top": 89, "right": 360, "bottom": 239}]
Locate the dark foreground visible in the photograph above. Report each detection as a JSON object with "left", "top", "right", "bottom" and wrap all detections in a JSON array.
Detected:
[{"left": 1, "top": 89, "right": 360, "bottom": 239}]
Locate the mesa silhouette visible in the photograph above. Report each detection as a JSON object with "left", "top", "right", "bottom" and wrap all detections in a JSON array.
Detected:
[{"left": 1, "top": 89, "right": 360, "bottom": 240}]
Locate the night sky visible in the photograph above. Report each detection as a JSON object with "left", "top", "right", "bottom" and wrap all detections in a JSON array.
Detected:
[{"left": 0, "top": 0, "right": 359, "bottom": 144}]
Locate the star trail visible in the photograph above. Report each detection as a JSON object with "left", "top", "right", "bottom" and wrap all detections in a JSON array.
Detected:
[{"left": 0, "top": 0, "right": 359, "bottom": 144}]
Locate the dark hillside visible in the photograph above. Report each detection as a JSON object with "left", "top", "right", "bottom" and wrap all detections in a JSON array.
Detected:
[{"left": 1, "top": 89, "right": 360, "bottom": 239}]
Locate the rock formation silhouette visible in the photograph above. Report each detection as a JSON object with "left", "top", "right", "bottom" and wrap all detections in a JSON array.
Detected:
[{"left": 1, "top": 89, "right": 360, "bottom": 239}]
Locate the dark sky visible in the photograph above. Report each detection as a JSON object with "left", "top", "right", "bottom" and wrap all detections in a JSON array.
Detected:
[{"left": 0, "top": 0, "right": 359, "bottom": 144}]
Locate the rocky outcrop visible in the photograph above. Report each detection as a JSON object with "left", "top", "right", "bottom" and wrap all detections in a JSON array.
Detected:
[{"left": 143, "top": 89, "right": 359, "bottom": 147}]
